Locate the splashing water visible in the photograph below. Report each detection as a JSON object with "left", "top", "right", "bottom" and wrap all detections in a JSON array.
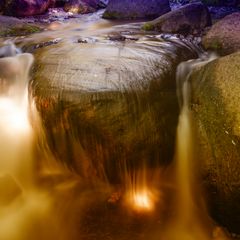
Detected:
[{"left": 0, "top": 43, "right": 51, "bottom": 240}]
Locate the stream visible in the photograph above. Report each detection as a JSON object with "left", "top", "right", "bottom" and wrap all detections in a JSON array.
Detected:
[{"left": 0, "top": 10, "right": 232, "bottom": 240}]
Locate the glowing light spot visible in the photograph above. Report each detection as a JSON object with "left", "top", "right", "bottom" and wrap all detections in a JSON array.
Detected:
[
  {"left": 133, "top": 191, "right": 153, "bottom": 210},
  {"left": 0, "top": 97, "right": 31, "bottom": 134},
  {"left": 126, "top": 188, "right": 156, "bottom": 213}
]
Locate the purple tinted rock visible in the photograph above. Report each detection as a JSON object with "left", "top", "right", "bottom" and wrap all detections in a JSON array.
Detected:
[
  {"left": 3, "top": 0, "right": 53, "bottom": 17},
  {"left": 103, "top": 0, "right": 171, "bottom": 20}
]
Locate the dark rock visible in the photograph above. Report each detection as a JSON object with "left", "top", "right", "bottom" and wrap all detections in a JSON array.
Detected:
[
  {"left": 103, "top": 0, "right": 170, "bottom": 20},
  {"left": 0, "top": 0, "right": 4, "bottom": 12},
  {"left": 202, "top": 12, "right": 240, "bottom": 55},
  {"left": 2, "top": 0, "right": 53, "bottom": 17},
  {"left": 201, "top": 0, "right": 240, "bottom": 7},
  {"left": 143, "top": 3, "right": 211, "bottom": 34},
  {"left": 190, "top": 52, "right": 240, "bottom": 234},
  {"left": 208, "top": 6, "right": 240, "bottom": 21}
]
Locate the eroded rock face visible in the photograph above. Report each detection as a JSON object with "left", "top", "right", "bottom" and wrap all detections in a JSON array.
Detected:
[
  {"left": 2, "top": 0, "right": 52, "bottom": 17},
  {"left": 190, "top": 52, "right": 240, "bottom": 234},
  {"left": 103, "top": 0, "right": 170, "bottom": 20},
  {"left": 202, "top": 12, "right": 240, "bottom": 55},
  {"left": 143, "top": 3, "right": 211, "bottom": 34}
]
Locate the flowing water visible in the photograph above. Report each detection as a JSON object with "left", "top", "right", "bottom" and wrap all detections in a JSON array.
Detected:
[{"left": 0, "top": 11, "right": 233, "bottom": 240}]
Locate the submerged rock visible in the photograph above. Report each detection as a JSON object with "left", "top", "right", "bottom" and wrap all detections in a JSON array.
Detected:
[
  {"left": 202, "top": 12, "right": 240, "bottom": 55},
  {"left": 190, "top": 52, "right": 240, "bottom": 234},
  {"left": 143, "top": 3, "right": 211, "bottom": 34},
  {"left": 2, "top": 0, "right": 53, "bottom": 17},
  {"left": 103, "top": 0, "right": 170, "bottom": 20}
]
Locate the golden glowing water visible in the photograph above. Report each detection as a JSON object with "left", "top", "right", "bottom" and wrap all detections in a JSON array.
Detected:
[{"left": 0, "top": 41, "right": 231, "bottom": 240}]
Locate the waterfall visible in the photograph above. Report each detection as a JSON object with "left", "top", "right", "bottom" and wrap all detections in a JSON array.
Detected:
[
  {"left": 162, "top": 52, "right": 231, "bottom": 240},
  {"left": 0, "top": 43, "right": 51, "bottom": 240}
]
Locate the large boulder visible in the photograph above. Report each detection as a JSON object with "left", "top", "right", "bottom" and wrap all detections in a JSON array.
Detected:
[
  {"left": 103, "top": 0, "right": 170, "bottom": 20},
  {"left": 2, "top": 0, "right": 52, "bottom": 17},
  {"left": 64, "top": 0, "right": 104, "bottom": 14},
  {"left": 190, "top": 52, "right": 240, "bottom": 234},
  {"left": 31, "top": 35, "right": 197, "bottom": 183},
  {"left": 202, "top": 12, "right": 240, "bottom": 55},
  {"left": 143, "top": 3, "right": 211, "bottom": 34}
]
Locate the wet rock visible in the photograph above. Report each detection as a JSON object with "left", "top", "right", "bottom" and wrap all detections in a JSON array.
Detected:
[
  {"left": 77, "top": 38, "right": 88, "bottom": 43},
  {"left": 143, "top": 3, "right": 211, "bottom": 35},
  {"left": 64, "top": 0, "right": 103, "bottom": 14},
  {"left": 23, "top": 38, "right": 62, "bottom": 52},
  {"left": 32, "top": 36, "right": 197, "bottom": 183},
  {"left": 202, "top": 12, "right": 240, "bottom": 55},
  {"left": 190, "top": 52, "right": 240, "bottom": 234},
  {"left": 208, "top": 6, "right": 240, "bottom": 21},
  {"left": 103, "top": 0, "right": 170, "bottom": 20},
  {"left": 0, "top": 174, "right": 22, "bottom": 206},
  {"left": 2, "top": 0, "right": 53, "bottom": 17},
  {"left": 107, "top": 34, "right": 126, "bottom": 41}
]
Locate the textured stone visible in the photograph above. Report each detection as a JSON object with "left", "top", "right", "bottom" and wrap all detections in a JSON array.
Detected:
[
  {"left": 202, "top": 12, "right": 240, "bottom": 55},
  {"left": 103, "top": 0, "right": 170, "bottom": 20},
  {"left": 2, "top": 0, "right": 52, "bottom": 17},
  {"left": 143, "top": 3, "right": 211, "bottom": 34},
  {"left": 32, "top": 37, "right": 197, "bottom": 183},
  {"left": 190, "top": 52, "right": 240, "bottom": 234}
]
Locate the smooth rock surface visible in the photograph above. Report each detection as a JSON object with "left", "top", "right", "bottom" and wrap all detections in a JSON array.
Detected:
[
  {"left": 202, "top": 12, "right": 240, "bottom": 55},
  {"left": 103, "top": 0, "right": 170, "bottom": 20},
  {"left": 190, "top": 52, "right": 240, "bottom": 234},
  {"left": 143, "top": 3, "right": 211, "bottom": 34},
  {"left": 32, "top": 36, "right": 197, "bottom": 182}
]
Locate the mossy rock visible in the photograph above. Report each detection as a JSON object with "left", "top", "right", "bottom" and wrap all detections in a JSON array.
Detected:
[
  {"left": 31, "top": 39, "right": 196, "bottom": 183},
  {"left": 143, "top": 3, "right": 211, "bottom": 34},
  {"left": 142, "top": 23, "right": 155, "bottom": 31},
  {"left": 190, "top": 52, "right": 240, "bottom": 233},
  {"left": 0, "top": 25, "right": 42, "bottom": 37}
]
